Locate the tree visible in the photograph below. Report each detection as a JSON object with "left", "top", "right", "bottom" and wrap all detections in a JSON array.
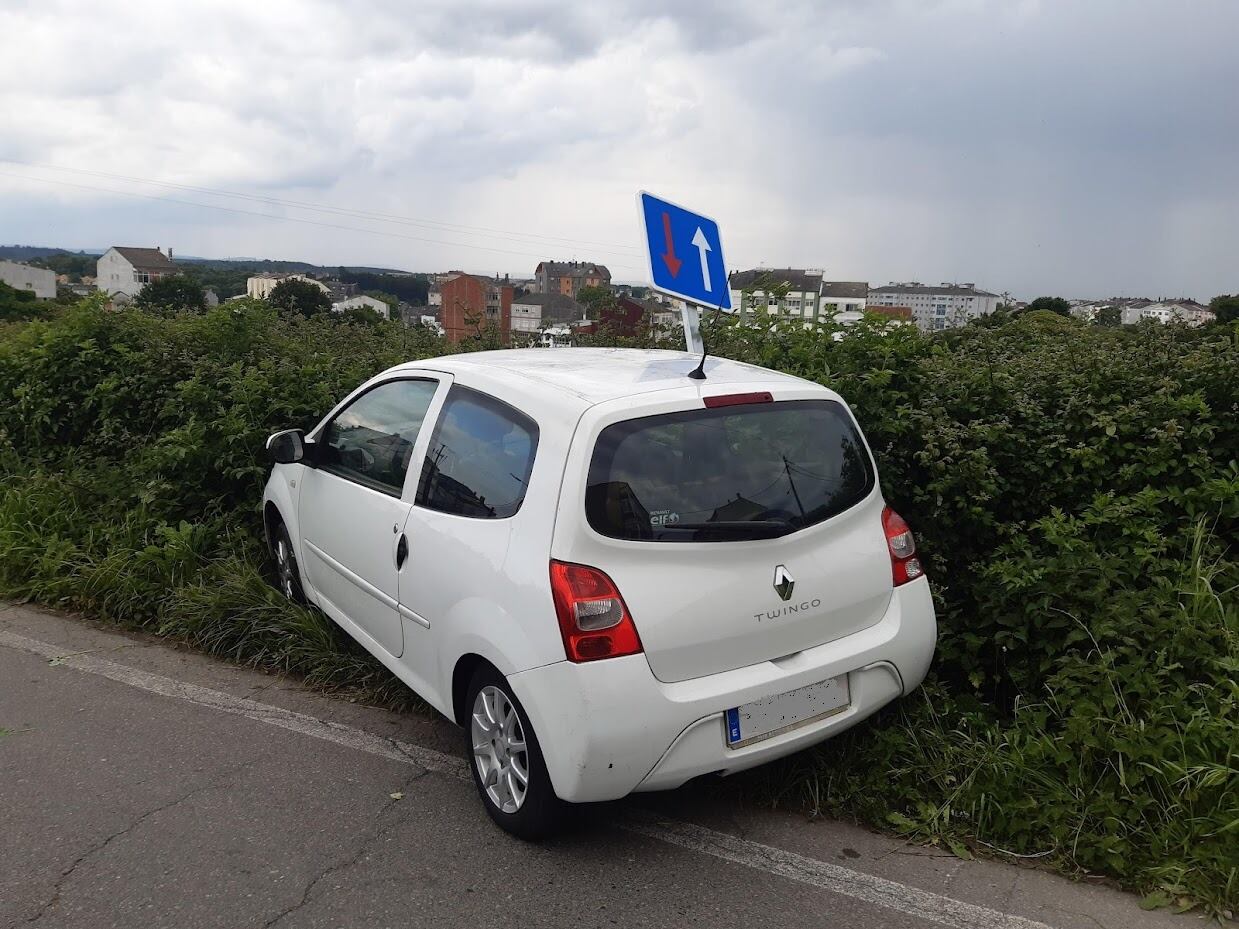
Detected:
[
  {"left": 268, "top": 278, "right": 331, "bottom": 317},
  {"left": 0, "top": 281, "right": 46, "bottom": 321},
  {"left": 341, "top": 305, "right": 384, "bottom": 325},
  {"left": 1208, "top": 294, "right": 1239, "bottom": 324},
  {"left": 132, "top": 274, "right": 206, "bottom": 314},
  {"left": 577, "top": 284, "right": 617, "bottom": 318},
  {"left": 1023, "top": 296, "right": 1072, "bottom": 317},
  {"left": 739, "top": 272, "right": 791, "bottom": 316},
  {"left": 1096, "top": 306, "right": 1122, "bottom": 327},
  {"left": 363, "top": 290, "right": 399, "bottom": 315}
]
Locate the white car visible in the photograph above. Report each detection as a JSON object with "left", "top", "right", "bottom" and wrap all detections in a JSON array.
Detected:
[{"left": 263, "top": 348, "right": 936, "bottom": 838}]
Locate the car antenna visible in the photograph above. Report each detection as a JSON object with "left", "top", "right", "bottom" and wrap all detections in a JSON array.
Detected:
[{"left": 687, "top": 302, "right": 725, "bottom": 380}]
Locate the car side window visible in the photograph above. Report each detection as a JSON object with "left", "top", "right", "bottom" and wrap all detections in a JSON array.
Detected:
[
  {"left": 319, "top": 379, "right": 438, "bottom": 496},
  {"left": 416, "top": 386, "right": 538, "bottom": 519}
]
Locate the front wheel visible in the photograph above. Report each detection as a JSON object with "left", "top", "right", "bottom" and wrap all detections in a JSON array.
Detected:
[
  {"left": 466, "top": 666, "right": 565, "bottom": 839},
  {"left": 271, "top": 522, "right": 306, "bottom": 604}
]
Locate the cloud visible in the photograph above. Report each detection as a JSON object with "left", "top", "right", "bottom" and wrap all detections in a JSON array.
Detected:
[{"left": 0, "top": 0, "right": 1236, "bottom": 298}]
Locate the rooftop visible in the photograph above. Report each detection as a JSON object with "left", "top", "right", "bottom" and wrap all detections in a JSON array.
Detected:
[
  {"left": 729, "top": 268, "right": 823, "bottom": 292},
  {"left": 536, "top": 260, "right": 611, "bottom": 278},
  {"left": 820, "top": 281, "right": 869, "bottom": 299},
  {"left": 871, "top": 282, "right": 999, "bottom": 297},
  {"left": 111, "top": 247, "right": 175, "bottom": 271},
  {"left": 399, "top": 348, "right": 815, "bottom": 406}
]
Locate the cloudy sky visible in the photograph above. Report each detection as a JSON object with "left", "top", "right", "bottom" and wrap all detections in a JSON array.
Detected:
[{"left": 1, "top": 0, "right": 1236, "bottom": 300}]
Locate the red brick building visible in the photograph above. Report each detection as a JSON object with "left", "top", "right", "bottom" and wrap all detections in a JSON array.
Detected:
[{"left": 439, "top": 273, "right": 513, "bottom": 344}]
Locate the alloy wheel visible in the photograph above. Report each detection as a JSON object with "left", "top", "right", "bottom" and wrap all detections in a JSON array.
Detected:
[
  {"left": 275, "top": 538, "right": 296, "bottom": 600},
  {"left": 470, "top": 685, "right": 530, "bottom": 814}
]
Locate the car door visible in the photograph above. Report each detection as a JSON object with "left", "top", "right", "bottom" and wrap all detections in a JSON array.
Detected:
[
  {"left": 298, "top": 377, "right": 441, "bottom": 658},
  {"left": 399, "top": 385, "right": 541, "bottom": 693}
]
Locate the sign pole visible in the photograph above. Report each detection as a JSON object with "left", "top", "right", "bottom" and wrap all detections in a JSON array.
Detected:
[{"left": 680, "top": 303, "right": 703, "bottom": 355}]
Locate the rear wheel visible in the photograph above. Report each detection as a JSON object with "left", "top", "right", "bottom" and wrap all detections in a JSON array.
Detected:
[
  {"left": 465, "top": 666, "right": 564, "bottom": 839},
  {"left": 271, "top": 521, "right": 306, "bottom": 604}
]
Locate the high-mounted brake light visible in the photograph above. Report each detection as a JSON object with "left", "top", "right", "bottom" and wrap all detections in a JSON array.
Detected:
[
  {"left": 882, "top": 506, "right": 924, "bottom": 587},
  {"left": 549, "top": 560, "right": 643, "bottom": 662},
  {"left": 703, "top": 391, "right": 773, "bottom": 408}
]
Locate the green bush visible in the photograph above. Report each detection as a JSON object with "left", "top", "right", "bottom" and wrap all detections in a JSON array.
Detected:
[{"left": 1, "top": 300, "right": 1235, "bottom": 914}]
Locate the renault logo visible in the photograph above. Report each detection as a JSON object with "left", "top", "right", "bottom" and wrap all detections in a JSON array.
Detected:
[{"left": 773, "top": 565, "right": 795, "bottom": 601}]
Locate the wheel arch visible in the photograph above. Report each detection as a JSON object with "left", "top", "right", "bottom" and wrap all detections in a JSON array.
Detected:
[
  {"left": 263, "top": 500, "right": 284, "bottom": 551},
  {"left": 451, "top": 653, "right": 501, "bottom": 726}
]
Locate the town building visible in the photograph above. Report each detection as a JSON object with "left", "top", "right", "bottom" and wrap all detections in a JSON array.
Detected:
[
  {"left": 246, "top": 272, "right": 330, "bottom": 299},
  {"left": 96, "top": 247, "right": 176, "bottom": 301},
  {"left": 868, "top": 282, "right": 1001, "bottom": 331},
  {"left": 534, "top": 260, "right": 611, "bottom": 298},
  {"left": 0, "top": 259, "right": 56, "bottom": 299},
  {"left": 1073, "top": 298, "right": 1214, "bottom": 327},
  {"left": 509, "top": 293, "right": 585, "bottom": 336},
  {"left": 439, "top": 272, "right": 513, "bottom": 343},
  {"left": 1121, "top": 300, "right": 1213, "bottom": 326},
  {"left": 332, "top": 294, "right": 390, "bottom": 319},
  {"left": 818, "top": 281, "right": 870, "bottom": 325},
  {"left": 728, "top": 269, "right": 869, "bottom": 327}
]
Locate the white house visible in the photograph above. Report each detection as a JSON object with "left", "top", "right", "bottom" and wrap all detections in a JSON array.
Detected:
[
  {"left": 96, "top": 247, "right": 176, "bottom": 301},
  {"left": 868, "top": 282, "right": 1001, "bottom": 332},
  {"left": 246, "top": 272, "right": 330, "bottom": 299},
  {"left": 331, "top": 294, "right": 389, "bottom": 319},
  {"left": 818, "top": 281, "right": 869, "bottom": 325},
  {"left": 0, "top": 260, "right": 56, "bottom": 299},
  {"left": 1122, "top": 301, "right": 1214, "bottom": 327},
  {"left": 728, "top": 269, "right": 869, "bottom": 329}
]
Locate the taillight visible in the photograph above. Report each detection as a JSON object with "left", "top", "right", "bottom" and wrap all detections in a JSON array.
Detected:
[
  {"left": 549, "top": 560, "right": 643, "bottom": 662},
  {"left": 882, "top": 506, "right": 924, "bottom": 586}
]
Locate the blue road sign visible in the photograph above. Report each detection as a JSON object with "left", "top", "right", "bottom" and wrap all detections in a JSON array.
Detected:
[{"left": 638, "top": 191, "right": 731, "bottom": 310}]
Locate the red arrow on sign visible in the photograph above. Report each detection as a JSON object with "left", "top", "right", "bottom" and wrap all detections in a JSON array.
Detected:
[{"left": 660, "top": 212, "right": 682, "bottom": 277}]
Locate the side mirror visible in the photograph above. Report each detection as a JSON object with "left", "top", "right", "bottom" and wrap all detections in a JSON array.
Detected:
[{"left": 266, "top": 429, "right": 306, "bottom": 464}]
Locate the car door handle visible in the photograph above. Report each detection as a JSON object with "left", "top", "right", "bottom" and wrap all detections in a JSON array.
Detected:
[{"left": 395, "top": 534, "right": 408, "bottom": 569}]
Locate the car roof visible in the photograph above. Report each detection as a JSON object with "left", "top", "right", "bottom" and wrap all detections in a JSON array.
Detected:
[{"left": 392, "top": 348, "right": 819, "bottom": 407}]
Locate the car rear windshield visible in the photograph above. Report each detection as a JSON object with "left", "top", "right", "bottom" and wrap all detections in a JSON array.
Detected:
[{"left": 586, "top": 399, "right": 874, "bottom": 542}]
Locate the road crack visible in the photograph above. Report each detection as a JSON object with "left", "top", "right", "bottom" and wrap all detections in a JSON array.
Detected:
[
  {"left": 262, "top": 769, "right": 425, "bottom": 928},
  {"left": 25, "top": 759, "right": 254, "bottom": 924}
]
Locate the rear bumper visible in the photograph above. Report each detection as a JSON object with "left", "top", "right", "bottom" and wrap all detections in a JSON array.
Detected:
[{"left": 509, "top": 576, "right": 935, "bottom": 803}]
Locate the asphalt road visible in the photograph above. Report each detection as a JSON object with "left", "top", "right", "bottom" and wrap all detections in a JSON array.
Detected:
[{"left": 0, "top": 604, "right": 1192, "bottom": 929}]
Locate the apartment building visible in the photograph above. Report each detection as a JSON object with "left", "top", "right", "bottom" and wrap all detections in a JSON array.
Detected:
[
  {"left": 534, "top": 260, "right": 611, "bottom": 298},
  {"left": 440, "top": 272, "right": 513, "bottom": 343},
  {"left": 868, "top": 282, "right": 1000, "bottom": 331},
  {"left": 728, "top": 269, "right": 868, "bottom": 326}
]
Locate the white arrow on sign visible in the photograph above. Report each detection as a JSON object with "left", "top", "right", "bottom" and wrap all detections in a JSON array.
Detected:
[{"left": 691, "top": 226, "right": 712, "bottom": 293}]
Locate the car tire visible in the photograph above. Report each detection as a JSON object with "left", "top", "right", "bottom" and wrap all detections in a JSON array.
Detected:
[
  {"left": 465, "top": 665, "right": 565, "bottom": 840},
  {"left": 271, "top": 521, "right": 307, "bottom": 604}
]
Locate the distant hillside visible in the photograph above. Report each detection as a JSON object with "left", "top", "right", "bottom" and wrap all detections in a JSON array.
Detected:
[
  {"left": 1, "top": 246, "right": 409, "bottom": 276},
  {"left": 181, "top": 258, "right": 412, "bottom": 274},
  {"left": 0, "top": 246, "right": 426, "bottom": 302},
  {"left": 0, "top": 245, "right": 101, "bottom": 262}
]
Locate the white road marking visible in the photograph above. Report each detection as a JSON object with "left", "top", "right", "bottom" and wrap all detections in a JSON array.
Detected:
[
  {"left": 1, "top": 628, "right": 1051, "bottom": 929},
  {"left": 0, "top": 628, "right": 468, "bottom": 780}
]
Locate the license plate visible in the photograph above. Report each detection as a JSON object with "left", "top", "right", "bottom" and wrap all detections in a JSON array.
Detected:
[{"left": 725, "top": 675, "right": 850, "bottom": 748}]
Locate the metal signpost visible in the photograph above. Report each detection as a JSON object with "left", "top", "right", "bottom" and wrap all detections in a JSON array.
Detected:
[{"left": 637, "top": 191, "right": 732, "bottom": 356}]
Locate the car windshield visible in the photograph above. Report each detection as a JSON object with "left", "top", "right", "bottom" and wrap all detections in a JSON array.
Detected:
[{"left": 586, "top": 399, "right": 874, "bottom": 542}]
